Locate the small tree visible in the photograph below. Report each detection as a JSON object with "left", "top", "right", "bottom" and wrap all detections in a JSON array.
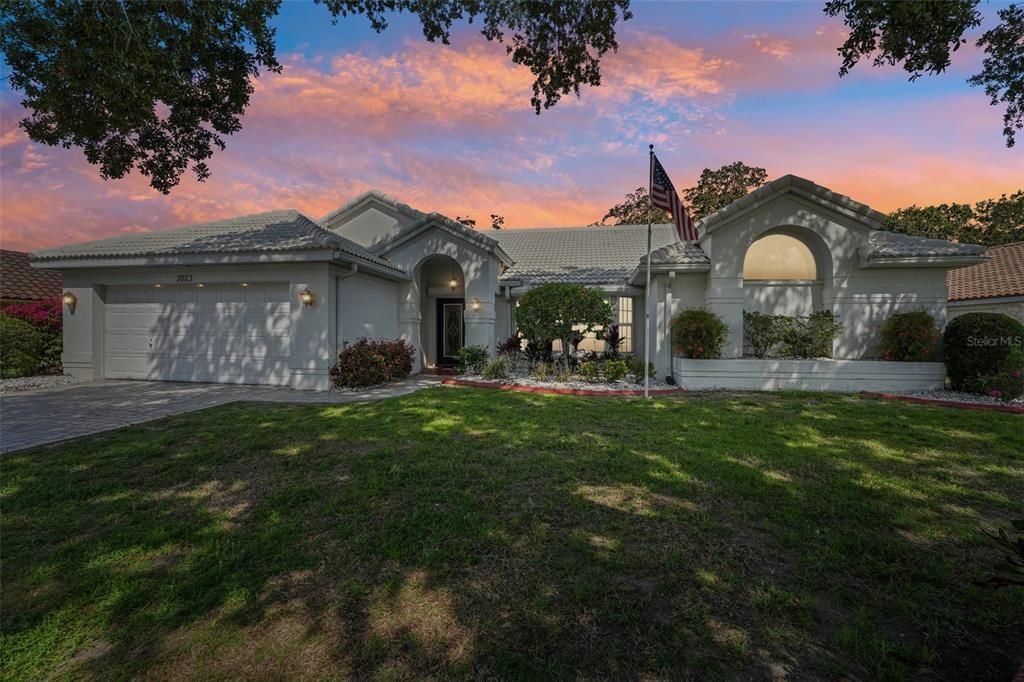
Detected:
[{"left": 515, "top": 283, "right": 612, "bottom": 371}]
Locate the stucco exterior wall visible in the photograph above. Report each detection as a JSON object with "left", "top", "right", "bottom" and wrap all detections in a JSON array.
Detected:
[
  {"left": 743, "top": 282, "right": 819, "bottom": 316},
  {"left": 338, "top": 272, "right": 399, "bottom": 345},
  {"left": 647, "top": 272, "right": 706, "bottom": 380},
  {"left": 948, "top": 297, "right": 1024, "bottom": 324}
]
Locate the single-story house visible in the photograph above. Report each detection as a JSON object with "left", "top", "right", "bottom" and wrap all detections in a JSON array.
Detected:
[
  {"left": 1, "top": 249, "right": 62, "bottom": 306},
  {"left": 947, "top": 241, "right": 1024, "bottom": 323},
  {"left": 32, "top": 175, "right": 987, "bottom": 390}
]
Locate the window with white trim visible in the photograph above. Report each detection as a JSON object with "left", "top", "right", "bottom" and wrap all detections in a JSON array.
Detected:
[{"left": 616, "top": 297, "right": 633, "bottom": 353}]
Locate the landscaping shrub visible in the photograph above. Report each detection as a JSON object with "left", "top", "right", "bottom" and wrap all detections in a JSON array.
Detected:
[
  {"left": 628, "top": 357, "right": 656, "bottom": 383},
  {"left": 481, "top": 357, "right": 510, "bottom": 381},
  {"left": 603, "top": 359, "right": 628, "bottom": 382},
  {"left": 878, "top": 310, "right": 941, "bottom": 361},
  {"left": 974, "top": 367, "right": 1024, "bottom": 401},
  {"left": 671, "top": 308, "right": 728, "bottom": 359},
  {"left": 330, "top": 338, "right": 414, "bottom": 389},
  {"left": 524, "top": 339, "right": 553, "bottom": 365},
  {"left": 0, "top": 313, "right": 43, "bottom": 379},
  {"left": 531, "top": 361, "right": 553, "bottom": 381},
  {"left": 944, "top": 312, "right": 1024, "bottom": 391},
  {"left": 496, "top": 335, "right": 522, "bottom": 357},
  {"left": 515, "top": 283, "right": 612, "bottom": 371},
  {"left": 778, "top": 311, "right": 843, "bottom": 359},
  {"left": 743, "top": 311, "right": 783, "bottom": 359},
  {"left": 554, "top": 368, "right": 573, "bottom": 383},
  {"left": 2, "top": 298, "right": 63, "bottom": 374},
  {"left": 602, "top": 325, "right": 624, "bottom": 359},
  {"left": 455, "top": 345, "right": 489, "bottom": 374},
  {"left": 577, "top": 360, "right": 600, "bottom": 383}
]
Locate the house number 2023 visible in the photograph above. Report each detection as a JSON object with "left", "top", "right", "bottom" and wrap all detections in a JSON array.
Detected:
[{"left": 176, "top": 274, "right": 193, "bottom": 282}]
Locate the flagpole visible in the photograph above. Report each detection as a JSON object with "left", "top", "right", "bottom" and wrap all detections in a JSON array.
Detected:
[{"left": 644, "top": 144, "right": 654, "bottom": 400}]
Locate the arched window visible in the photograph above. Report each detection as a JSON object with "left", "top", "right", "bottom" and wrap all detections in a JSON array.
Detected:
[{"left": 743, "top": 234, "right": 817, "bottom": 281}]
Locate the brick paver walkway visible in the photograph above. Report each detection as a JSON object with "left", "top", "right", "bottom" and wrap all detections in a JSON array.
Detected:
[{"left": 0, "top": 377, "right": 441, "bottom": 454}]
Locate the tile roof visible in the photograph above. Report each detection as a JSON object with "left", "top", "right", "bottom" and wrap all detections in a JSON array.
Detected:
[
  {"left": 947, "top": 242, "right": 1024, "bottom": 301},
  {"left": 481, "top": 224, "right": 687, "bottom": 285},
  {"left": 641, "top": 241, "right": 711, "bottom": 266},
  {"left": 30, "top": 210, "right": 404, "bottom": 272},
  {"left": 0, "top": 249, "right": 63, "bottom": 301},
  {"left": 864, "top": 231, "right": 988, "bottom": 259}
]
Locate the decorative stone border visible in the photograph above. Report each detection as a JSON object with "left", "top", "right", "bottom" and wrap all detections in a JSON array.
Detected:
[
  {"left": 861, "top": 391, "right": 1024, "bottom": 415},
  {"left": 442, "top": 378, "right": 683, "bottom": 397}
]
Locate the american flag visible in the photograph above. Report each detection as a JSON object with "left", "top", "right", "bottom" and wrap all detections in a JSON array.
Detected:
[{"left": 651, "top": 154, "right": 698, "bottom": 241}]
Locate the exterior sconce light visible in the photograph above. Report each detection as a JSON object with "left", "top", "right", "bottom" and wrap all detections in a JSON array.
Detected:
[
  {"left": 471, "top": 298, "right": 481, "bottom": 312},
  {"left": 449, "top": 277, "right": 458, "bottom": 291},
  {"left": 62, "top": 290, "right": 77, "bottom": 313},
  {"left": 299, "top": 288, "right": 315, "bottom": 306}
]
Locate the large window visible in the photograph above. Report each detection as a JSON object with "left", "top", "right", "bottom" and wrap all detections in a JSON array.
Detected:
[
  {"left": 616, "top": 297, "right": 633, "bottom": 353},
  {"left": 743, "top": 234, "right": 817, "bottom": 281}
]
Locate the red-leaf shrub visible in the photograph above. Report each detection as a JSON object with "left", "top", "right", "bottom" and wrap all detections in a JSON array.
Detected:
[
  {"left": 878, "top": 310, "right": 940, "bottom": 361},
  {"left": 330, "top": 338, "right": 415, "bottom": 388},
  {"left": 2, "top": 297, "right": 61, "bottom": 332}
]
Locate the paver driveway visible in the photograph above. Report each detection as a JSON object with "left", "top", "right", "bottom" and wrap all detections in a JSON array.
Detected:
[{"left": 0, "top": 377, "right": 441, "bottom": 454}]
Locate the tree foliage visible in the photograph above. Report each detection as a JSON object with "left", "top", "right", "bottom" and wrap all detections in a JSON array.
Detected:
[
  {"left": 598, "top": 186, "right": 670, "bottom": 225},
  {"left": 824, "top": 0, "right": 1024, "bottom": 147},
  {"left": 0, "top": 0, "right": 283, "bottom": 194},
  {"left": 598, "top": 161, "right": 768, "bottom": 227},
  {"left": 681, "top": 161, "right": 768, "bottom": 220},
  {"left": 515, "top": 283, "right": 611, "bottom": 371},
  {"left": 0, "top": 0, "right": 632, "bottom": 193},
  {"left": 883, "top": 190, "right": 1024, "bottom": 246}
]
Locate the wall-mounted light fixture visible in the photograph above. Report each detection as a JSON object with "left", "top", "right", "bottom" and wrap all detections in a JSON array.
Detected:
[
  {"left": 62, "top": 290, "right": 77, "bottom": 314},
  {"left": 471, "top": 298, "right": 481, "bottom": 312},
  {"left": 299, "top": 288, "right": 315, "bottom": 306}
]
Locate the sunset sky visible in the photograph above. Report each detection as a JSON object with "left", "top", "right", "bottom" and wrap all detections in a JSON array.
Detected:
[{"left": 1, "top": 1, "right": 1020, "bottom": 252}]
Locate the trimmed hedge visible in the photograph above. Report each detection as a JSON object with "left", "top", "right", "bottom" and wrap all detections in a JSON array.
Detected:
[
  {"left": 330, "top": 338, "right": 414, "bottom": 388},
  {"left": 878, "top": 310, "right": 940, "bottom": 361},
  {"left": 943, "top": 312, "right": 1024, "bottom": 392},
  {"left": 671, "top": 308, "right": 728, "bottom": 359},
  {"left": 741, "top": 310, "right": 844, "bottom": 359},
  {"left": 1, "top": 313, "right": 44, "bottom": 379}
]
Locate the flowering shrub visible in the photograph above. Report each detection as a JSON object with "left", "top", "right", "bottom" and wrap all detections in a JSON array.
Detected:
[
  {"left": 330, "top": 338, "right": 414, "bottom": 389},
  {"left": 1, "top": 298, "right": 62, "bottom": 375},
  {"left": 973, "top": 365, "right": 1024, "bottom": 401},
  {"left": 878, "top": 310, "right": 940, "bottom": 361},
  {"left": 671, "top": 308, "right": 728, "bottom": 359},
  {"left": 2, "top": 298, "right": 62, "bottom": 332}
]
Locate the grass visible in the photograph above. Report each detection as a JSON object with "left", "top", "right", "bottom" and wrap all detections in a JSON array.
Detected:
[{"left": 1, "top": 386, "right": 1022, "bottom": 680}]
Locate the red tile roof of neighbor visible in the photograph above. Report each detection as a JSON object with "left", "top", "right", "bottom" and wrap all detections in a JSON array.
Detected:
[
  {"left": 947, "top": 242, "right": 1024, "bottom": 302},
  {"left": 0, "top": 249, "right": 63, "bottom": 302}
]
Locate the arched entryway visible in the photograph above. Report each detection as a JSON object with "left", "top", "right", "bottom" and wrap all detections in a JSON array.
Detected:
[{"left": 417, "top": 254, "right": 467, "bottom": 368}]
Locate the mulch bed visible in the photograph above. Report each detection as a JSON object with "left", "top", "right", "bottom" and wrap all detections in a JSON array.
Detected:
[{"left": 442, "top": 378, "right": 683, "bottom": 397}]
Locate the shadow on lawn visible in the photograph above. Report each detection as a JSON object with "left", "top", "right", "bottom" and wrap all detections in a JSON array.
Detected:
[{"left": 1, "top": 387, "right": 1021, "bottom": 680}]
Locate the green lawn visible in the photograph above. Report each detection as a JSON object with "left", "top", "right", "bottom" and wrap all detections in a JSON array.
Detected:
[{"left": 2, "top": 387, "right": 1022, "bottom": 680}]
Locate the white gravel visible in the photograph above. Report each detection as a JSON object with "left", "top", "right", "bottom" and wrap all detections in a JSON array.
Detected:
[
  {"left": 0, "top": 374, "right": 85, "bottom": 395},
  {"left": 459, "top": 372, "right": 675, "bottom": 392},
  {"left": 890, "top": 389, "right": 1024, "bottom": 407}
]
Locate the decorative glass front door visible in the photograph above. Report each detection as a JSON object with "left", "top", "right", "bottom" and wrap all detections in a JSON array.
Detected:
[{"left": 437, "top": 298, "right": 465, "bottom": 364}]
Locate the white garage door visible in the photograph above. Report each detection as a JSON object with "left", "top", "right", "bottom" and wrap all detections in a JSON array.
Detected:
[{"left": 105, "top": 283, "right": 291, "bottom": 385}]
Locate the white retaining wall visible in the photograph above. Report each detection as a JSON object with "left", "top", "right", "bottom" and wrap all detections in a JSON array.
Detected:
[{"left": 672, "top": 358, "right": 945, "bottom": 392}]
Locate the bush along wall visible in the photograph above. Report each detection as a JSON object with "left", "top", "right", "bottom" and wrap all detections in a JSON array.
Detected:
[
  {"left": 330, "top": 338, "right": 415, "bottom": 389},
  {"left": 740, "top": 311, "right": 844, "bottom": 359},
  {"left": 0, "top": 297, "right": 63, "bottom": 377},
  {"left": 943, "top": 312, "right": 1024, "bottom": 397}
]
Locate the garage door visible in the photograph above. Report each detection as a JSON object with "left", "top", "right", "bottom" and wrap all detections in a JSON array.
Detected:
[{"left": 105, "top": 283, "right": 291, "bottom": 385}]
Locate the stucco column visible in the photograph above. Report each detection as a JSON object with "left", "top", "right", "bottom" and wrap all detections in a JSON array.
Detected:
[
  {"left": 288, "top": 266, "right": 335, "bottom": 390},
  {"left": 397, "top": 280, "right": 423, "bottom": 372},
  {"left": 706, "top": 277, "right": 745, "bottom": 358},
  {"left": 61, "top": 283, "right": 105, "bottom": 381},
  {"left": 464, "top": 300, "right": 496, "bottom": 356}
]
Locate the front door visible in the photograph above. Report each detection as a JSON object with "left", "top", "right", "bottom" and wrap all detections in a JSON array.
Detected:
[{"left": 436, "top": 298, "right": 465, "bottom": 365}]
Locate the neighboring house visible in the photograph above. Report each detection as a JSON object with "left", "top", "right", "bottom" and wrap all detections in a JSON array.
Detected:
[
  {"left": 32, "top": 175, "right": 987, "bottom": 389},
  {"left": 1, "top": 249, "right": 62, "bottom": 306},
  {"left": 947, "top": 242, "right": 1024, "bottom": 324}
]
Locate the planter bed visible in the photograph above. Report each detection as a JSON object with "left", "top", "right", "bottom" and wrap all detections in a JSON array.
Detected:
[
  {"left": 672, "top": 358, "right": 945, "bottom": 393},
  {"left": 443, "top": 377, "right": 682, "bottom": 397}
]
